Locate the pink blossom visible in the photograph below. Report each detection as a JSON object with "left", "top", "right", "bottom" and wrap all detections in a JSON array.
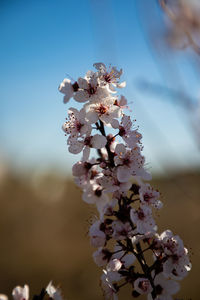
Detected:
[
  {"left": 93, "top": 62, "right": 126, "bottom": 92},
  {"left": 134, "top": 278, "right": 153, "bottom": 295},
  {"left": 58, "top": 78, "right": 74, "bottom": 103},
  {"left": 139, "top": 183, "right": 162, "bottom": 209},
  {"left": 130, "top": 205, "right": 157, "bottom": 235},
  {"left": 89, "top": 220, "right": 106, "bottom": 247},
  {"left": 12, "top": 285, "right": 29, "bottom": 300},
  {"left": 62, "top": 107, "right": 91, "bottom": 137},
  {"left": 147, "top": 273, "right": 180, "bottom": 300}
]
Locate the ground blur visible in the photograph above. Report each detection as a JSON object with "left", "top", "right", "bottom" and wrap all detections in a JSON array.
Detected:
[{"left": 0, "top": 170, "right": 199, "bottom": 300}]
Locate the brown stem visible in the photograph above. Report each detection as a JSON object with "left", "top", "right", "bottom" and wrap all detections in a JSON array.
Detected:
[
  {"left": 134, "top": 242, "right": 157, "bottom": 299},
  {"left": 96, "top": 120, "right": 115, "bottom": 167}
]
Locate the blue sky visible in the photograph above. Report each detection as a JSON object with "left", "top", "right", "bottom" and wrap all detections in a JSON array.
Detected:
[{"left": 1, "top": 0, "right": 200, "bottom": 175}]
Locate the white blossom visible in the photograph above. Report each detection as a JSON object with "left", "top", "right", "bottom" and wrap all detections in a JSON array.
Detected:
[
  {"left": 112, "top": 244, "right": 136, "bottom": 268},
  {"left": 46, "top": 282, "right": 63, "bottom": 300},
  {"left": 147, "top": 274, "right": 180, "bottom": 300},
  {"left": 93, "top": 62, "right": 126, "bottom": 92},
  {"left": 68, "top": 134, "right": 107, "bottom": 161},
  {"left": 98, "top": 168, "right": 132, "bottom": 193},
  {"left": 107, "top": 258, "right": 122, "bottom": 272},
  {"left": 118, "top": 115, "right": 142, "bottom": 148},
  {"left": 83, "top": 97, "right": 122, "bottom": 125},
  {"left": 58, "top": 78, "right": 74, "bottom": 103},
  {"left": 163, "top": 249, "right": 192, "bottom": 279},
  {"left": 62, "top": 108, "right": 91, "bottom": 137},
  {"left": 139, "top": 183, "right": 162, "bottom": 209},
  {"left": 114, "top": 143, "right": 148, "bottom": 182},
  {"left": 12, "top": 285, "right": 29, "bottom": 300},
  {"left": 130, "top": 205, "right": 157, "bottom": 235},
  {"left": 154, "top": 230, "right": 192, "bottom": 279},
  {"left": 101, "top": 269, "right": 121, "bottom": 300},
  {"left": 134, "top": 278, "right": 153, "bottom": 295},
  {"left": 112, "top": 220, "right": 134, "bottom": 240},
  {"left": 74, "top": 72, "right": 110, "bottom": 103},
  {"left": 89, "top": 220, "right": 106, "bottom": 247},
  {"left": 93, "top": 247, "right": 112, "bottom": 266}
]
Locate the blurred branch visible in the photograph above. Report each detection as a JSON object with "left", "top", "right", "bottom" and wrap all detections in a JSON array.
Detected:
[
  {"left": 136, "top": 78, "right": 200, "bottom": 150},
  {"left": 137, "top": 79, "right": 196, "bottom": 109}
]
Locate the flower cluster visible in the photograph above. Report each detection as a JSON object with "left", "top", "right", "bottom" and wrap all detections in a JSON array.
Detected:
[{"left": 59, "top": 63, "right": 191, "bottom": 299}]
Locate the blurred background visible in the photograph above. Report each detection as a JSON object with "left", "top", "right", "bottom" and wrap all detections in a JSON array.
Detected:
[{"left": 0, "top": 0, "right": 199, "bottom": 299}]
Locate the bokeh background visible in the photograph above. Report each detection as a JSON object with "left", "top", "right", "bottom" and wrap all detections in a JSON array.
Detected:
[{"left": 0, "top": 0, "right": 200, "bottom": 299}]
